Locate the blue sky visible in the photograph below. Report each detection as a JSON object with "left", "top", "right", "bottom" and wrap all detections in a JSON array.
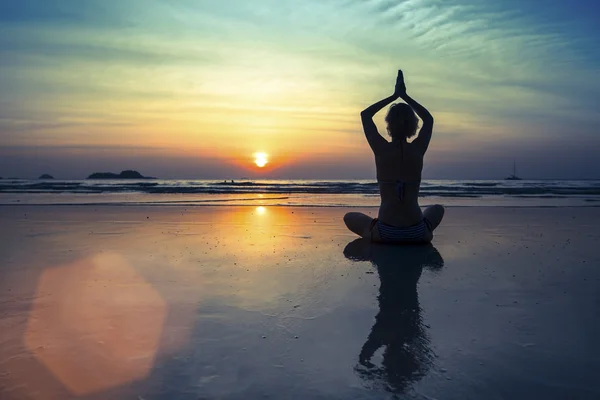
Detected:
[{"left": 0, "top": 0, "right": 599, "bottom": 179}]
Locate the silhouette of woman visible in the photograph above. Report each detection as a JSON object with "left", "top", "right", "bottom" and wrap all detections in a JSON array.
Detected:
[
  {"left": 343, "top": 239, "right": 444, "bottom": 394},
  {"left": 344, "top": 70, "right": 444, "bottom": 243}
]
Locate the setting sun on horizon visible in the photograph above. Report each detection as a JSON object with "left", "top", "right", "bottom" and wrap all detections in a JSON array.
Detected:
[{"left": 254, "top": 152, "right": 269, "bottom": 168}]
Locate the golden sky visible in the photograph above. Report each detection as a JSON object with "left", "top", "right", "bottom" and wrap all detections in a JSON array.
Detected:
[{"left": 1, "top": 0, "right": 599, "bottom": 179}]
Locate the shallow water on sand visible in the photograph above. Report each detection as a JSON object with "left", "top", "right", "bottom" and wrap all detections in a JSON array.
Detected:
[{"left": 1, "top": 206, "right": 599, "bottom": 399}]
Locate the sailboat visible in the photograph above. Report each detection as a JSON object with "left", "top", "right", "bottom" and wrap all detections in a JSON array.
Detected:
[{"left": 505, "top": 160, "right": 522, "bottom": 180}]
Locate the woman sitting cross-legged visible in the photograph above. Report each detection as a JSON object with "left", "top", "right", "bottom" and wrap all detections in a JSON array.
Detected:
[{"left": 344, "top": 70, "right": 444, "bottom": 243}]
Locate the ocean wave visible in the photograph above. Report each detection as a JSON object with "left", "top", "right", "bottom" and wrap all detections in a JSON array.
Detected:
[{"left": 1, "top": 179, "right": 599, "bottom": 199}]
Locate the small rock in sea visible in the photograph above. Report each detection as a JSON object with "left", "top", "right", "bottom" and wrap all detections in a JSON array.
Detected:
[
  {"left": 294, "top": 336, "right": 299, "bottom": 339},
  {"left": 262, "top": 335, "right": 267, "bottom": 339}
]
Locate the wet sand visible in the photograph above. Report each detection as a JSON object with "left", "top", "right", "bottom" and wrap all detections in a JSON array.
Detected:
[{"left": 1, "top": 205, "right": 599, "bottom": 399}]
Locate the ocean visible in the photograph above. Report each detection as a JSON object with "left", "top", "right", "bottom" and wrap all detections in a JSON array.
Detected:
[{"left": 1, "top": 179, "right": 599, "bottom": 207}]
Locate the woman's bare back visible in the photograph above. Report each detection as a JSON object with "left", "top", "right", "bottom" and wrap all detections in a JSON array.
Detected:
[{"left": 375, "top": 142, "right": 424, "bottom": 227}]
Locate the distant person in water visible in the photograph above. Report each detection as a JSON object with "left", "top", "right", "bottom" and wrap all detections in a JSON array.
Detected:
[{"left": 344, "top": 70, "right": 444, "bottom": 243}]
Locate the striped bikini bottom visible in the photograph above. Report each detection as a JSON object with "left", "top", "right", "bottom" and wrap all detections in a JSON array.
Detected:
[{"left": 370, "top": 218, "right": 432, "bottom": 243}]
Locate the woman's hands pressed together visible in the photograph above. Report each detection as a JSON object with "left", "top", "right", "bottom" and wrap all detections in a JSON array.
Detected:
[{"left": 393, "top": 69, "right": 407, "bottom": 99}]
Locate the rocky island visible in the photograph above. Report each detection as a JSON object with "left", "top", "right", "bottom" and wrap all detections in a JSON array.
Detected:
[
  {"left": 86, "top": 170, "right": 156, "bottom": 180},
  {"left": 38, "top": 174, "right": 55, "bottom": 179}
]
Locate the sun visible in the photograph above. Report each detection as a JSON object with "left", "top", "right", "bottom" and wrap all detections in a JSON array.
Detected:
[{"left": 254, "top": 152, "right": 268, "bottom": 168}]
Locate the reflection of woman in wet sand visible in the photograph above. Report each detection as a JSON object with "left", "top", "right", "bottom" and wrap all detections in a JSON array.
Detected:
[
  {"left": 343, "top": 239, "right": 444, "bottom": 394},
  {"left": 344, "top": 70, "right": 444, "bottom": 243}
]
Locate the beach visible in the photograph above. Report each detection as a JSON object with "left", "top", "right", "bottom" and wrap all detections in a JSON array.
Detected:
[{"left": 1, "top": 205, "right": 599, "bottom": 399}]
